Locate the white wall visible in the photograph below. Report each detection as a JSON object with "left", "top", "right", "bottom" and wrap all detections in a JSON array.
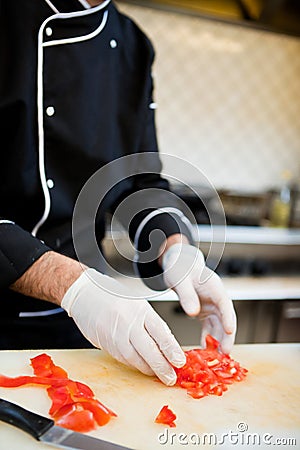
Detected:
[{"left": 117, "top": 1, "right": 300, "bottom": 191}]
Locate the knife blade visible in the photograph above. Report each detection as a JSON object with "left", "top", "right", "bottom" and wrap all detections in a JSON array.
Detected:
[{"left": 0, "top": 398, "right": 132, "bottom": 450}]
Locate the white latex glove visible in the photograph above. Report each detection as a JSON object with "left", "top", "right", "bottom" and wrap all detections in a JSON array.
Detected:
[
  {"left": 61, "top": 268, "right": 186, "bottom": 385},
  {"left": 162, "top": 244, "right": 237, "bottom": 354}
]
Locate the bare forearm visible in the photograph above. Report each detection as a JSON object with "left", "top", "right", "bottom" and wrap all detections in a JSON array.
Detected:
[
  {"left": 10, "top": 251, "right": 86, "bottom": 305},
  {"left": 10, "top": 234, "right": 188, "bottom": 305}
]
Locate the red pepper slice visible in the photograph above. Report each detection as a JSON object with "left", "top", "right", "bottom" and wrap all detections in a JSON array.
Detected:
[
  {"left": 155, "top": 405, "right": 176, "bottom": 428},
  {"left": 0, "top": 374, "right": 68, "bottom": 388},
  {"left": 75, "top": 398, "right": 115, "bottom": 426},
  {"left": 54, "top": 403, "right": 97, "bottom": 433},
  {"left": 30, "top": 353, "right": 68, "bottom": 379},
  {"left": 0, "top": 353, "right": 117, "bottom": 433},
  {"left": 47, "top": 385, "right": 72, "bottom": 416}
]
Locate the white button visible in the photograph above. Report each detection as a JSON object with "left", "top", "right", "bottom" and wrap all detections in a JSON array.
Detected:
[
  {"left": 45, "top": 27, "right": 53, "bottom": 37},
  {"left": 46, "top": 106, "right": 55, "bottom": 116},
  {"left": 149, "top": 102, "right": 157, "bottom": 110},
  {"left": 110, "top": 39, "right": 117, "bottom": 48},
  {"left": 47, "top": 179, "right": 54, "bottom": 189}
]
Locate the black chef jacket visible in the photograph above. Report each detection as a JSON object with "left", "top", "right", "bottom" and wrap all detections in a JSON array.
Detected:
[{"left": 0, "top": 0, "right": 193, "bottom": 319}]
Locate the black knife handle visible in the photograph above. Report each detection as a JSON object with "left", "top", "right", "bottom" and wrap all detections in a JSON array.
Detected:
[{"left": 0, "top": 398, "right": 54, "bottom": 440}]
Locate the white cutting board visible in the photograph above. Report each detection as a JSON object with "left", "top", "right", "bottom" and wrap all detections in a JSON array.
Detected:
[{"left": 0, "top": 344, "right": 299, "bottom": 450}]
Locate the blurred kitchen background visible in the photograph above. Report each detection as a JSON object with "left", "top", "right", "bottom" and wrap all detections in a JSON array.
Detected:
[{"left": 106, "top": 0, "right": 300, "bottom": 345}]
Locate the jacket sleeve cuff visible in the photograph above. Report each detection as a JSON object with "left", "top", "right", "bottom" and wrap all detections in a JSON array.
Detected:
[
  {"left": 0, "top": 222, "right": 51, "bottom": 289},
  {"left": 132, "top": 209, "right": 195, "bottom": 291}
]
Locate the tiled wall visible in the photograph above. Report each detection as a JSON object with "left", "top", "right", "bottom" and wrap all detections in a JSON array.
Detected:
[{"left": 117, "top": 1, "right": 300, "bottom": 191}]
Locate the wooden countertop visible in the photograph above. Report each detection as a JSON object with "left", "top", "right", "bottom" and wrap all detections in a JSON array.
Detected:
[{"left": 0, "top": 344, "right": 299, "bottom": 450}]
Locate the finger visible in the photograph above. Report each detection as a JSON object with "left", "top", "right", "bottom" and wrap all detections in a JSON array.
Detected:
[
  {"left": 174, "top": 279, "right": 200, "bottom": 316},
  {"left": 93, "top": 328, "right": 139, "bottom": 370},
  {"left": 217, "top": 296, "right": 237, "bottom": 335},
  {"left": 200, "top": 315, "right": 222, "bottom": 348},
  {"left": 200, "top": 314, "right": 236, "bottom": 354},
  {"left": 145, "top": 309, "right": 186, "bottom": 368},
  {"left": 220, "top": 330, "right": 236, "bottom": 354},
  {"left": 197, "top": 276, "right": 236, "bottom": 334},
  {"left": 116, "top": 334, "right": 155, "bottom": 377},
  {"left": 200, "top": 322, "right": 212, "bottom": 349},
  {"left": 130, "top": 326, "right": 178, "bottom": 386}
]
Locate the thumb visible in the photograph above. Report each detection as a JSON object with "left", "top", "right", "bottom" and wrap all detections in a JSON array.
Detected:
[{"left": 174, "top": 278, "right": 200, "bottom": 316}]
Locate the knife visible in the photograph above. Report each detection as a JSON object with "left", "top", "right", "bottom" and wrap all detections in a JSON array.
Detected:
[{"left": 0, "top": 398, "right": 132, "bottom": 450}]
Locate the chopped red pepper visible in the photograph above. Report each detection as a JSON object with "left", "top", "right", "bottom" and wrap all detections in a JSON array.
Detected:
[
  {"left": 30, "top": 353, "right": 68, "bottom": 379},
  {"left": 155, "top": 405, "right": 176, "bottom": 428},
  {"left": 0, "top": 374, "right": 68, "bottom": 388},
  {"left": 54, "top": 403, "right": 97, "bottom": 433},
  {"left": 0, "top": 353, "right": 117, "bottom": 433},
  {"left": 174, "top": 335, "right": 248, "bottom": 399}
]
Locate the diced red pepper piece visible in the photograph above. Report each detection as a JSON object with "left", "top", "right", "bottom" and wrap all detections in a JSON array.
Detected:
[
  {"left": 205, "top": 334, "right": 220, "bottom": 351},
  {"left": 155, "top": 405, "right": 176, "bottom": 428}
]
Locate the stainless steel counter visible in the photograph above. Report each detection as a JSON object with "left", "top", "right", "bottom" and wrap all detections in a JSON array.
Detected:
[
  {"left": 195, "top": 225, "right": 300, "bottom": 245},
  {"left": 104, "top": 224, "right": 300, "bottom": 345}
]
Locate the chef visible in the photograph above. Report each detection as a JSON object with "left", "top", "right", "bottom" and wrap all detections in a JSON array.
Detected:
[{"left": 0, "top": 0, "right": 236, "bottom": 386}]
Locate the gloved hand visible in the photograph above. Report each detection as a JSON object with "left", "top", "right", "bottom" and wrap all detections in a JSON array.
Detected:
[
  {"left": 162, "top": 243, "right": 236, "bottom": 354},
  {"left": 61, "top": 268, "right": 186, "bottom": 385}
]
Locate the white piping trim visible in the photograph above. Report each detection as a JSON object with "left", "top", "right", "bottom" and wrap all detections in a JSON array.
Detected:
[
  {"left": 44, "top": 0, "right": 59, "bottom": 13},
  {"left": 0, "top": 220, "right": 15, "bottom": 225},
  {"left": 43, "top": 10, "right": 108, "bottom": 47},
  {"left": 32, "top": 20, "right": 52, "bottom": 237},
  {"left": 133, "top": 207, "right": 195, "bottom": 254},
  {"left": 32, "top": 1, "right": 110, "bottom": 236},
  {"left": 19, "top": 307, "right": 63, "bottom": 318},
  {"left": 77, "top": 0, "right": 91, "bottom": 9}
]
